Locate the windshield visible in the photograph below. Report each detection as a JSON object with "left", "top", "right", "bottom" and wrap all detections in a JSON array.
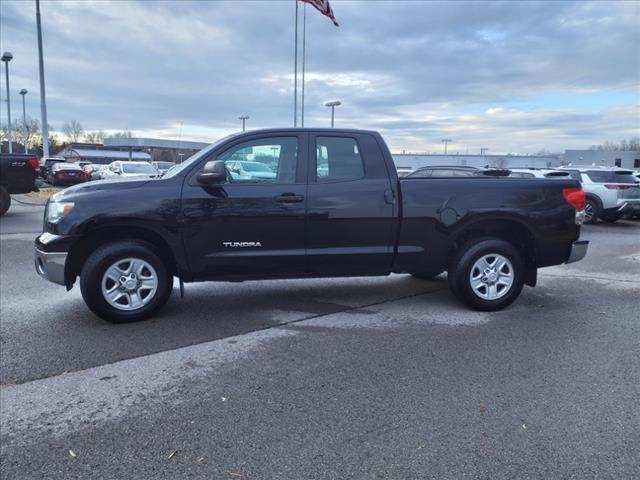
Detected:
[
  {"left": 162, "top": 133, "right": 240, "bottom": 179},
  {"left": 242, "top": 162, "right": 272, "bottom": 172},
  {"left": 122, "top": 163, "right": 157, "bottom": 174}
]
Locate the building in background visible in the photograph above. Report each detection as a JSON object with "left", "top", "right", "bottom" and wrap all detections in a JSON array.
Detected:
[
  {"left": 392, "top": 153, "right": 560, "bottom": 171},
  {"left": 104, "top": 137, "right": 209, "bottom": 163},
  {"left": 562, "top": 150, "right": 640, "bottom": 169},
  {"left": 57, "top": 143, "right": 151, "bottom": 164}
]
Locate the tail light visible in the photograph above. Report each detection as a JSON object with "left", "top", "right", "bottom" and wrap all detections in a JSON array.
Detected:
[
  {"left": 604, "top": 184, "right": 634, "bottom": 190},
  {"left": 562, "top": 188, "right": 585, "bottom": 210},
  {"left": 27, "top": 158, "right": 39, "bottom": 170}
]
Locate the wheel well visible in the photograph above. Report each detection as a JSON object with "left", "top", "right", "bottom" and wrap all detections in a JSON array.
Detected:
[
  {"left": 585, "top": 194, "right": 603, "bottom": 211},
  {"left": 449, "top": 220, "right": 537, "bottom": 286},
  {"left": 65, "top": 226, "right": 178, "bottom": 288}
]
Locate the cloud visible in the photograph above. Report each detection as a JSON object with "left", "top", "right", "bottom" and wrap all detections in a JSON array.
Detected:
[{"left": 1, "top": 0, "right": 638, "bottom": 152}]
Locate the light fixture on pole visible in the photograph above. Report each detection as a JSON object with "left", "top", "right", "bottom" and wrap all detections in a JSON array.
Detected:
[
  {"left": 441, "top": 138, "right": 452, "bottom": 154},
  {"left": 238, "top": 115, "right": 249, "bottom": 132},
  {"left": 1, "top": 51, "right": 13, "bottom": 153},
  {"left": 19, "top": 88, "right": 28, "bottom": 153},
  {"left": 324, "top": 100, "right": 341, "bottom": 128}
]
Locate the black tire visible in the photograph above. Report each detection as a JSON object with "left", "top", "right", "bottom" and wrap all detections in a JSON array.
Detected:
[
  {"left": 584, "top": 198, "right": 599, "bottom": 224},
  {"left": 0, "top": 186, "right": 10, "bottom": 217},
  {"left": 80, "top": 241, "right": 173, "bottom": 323},
  {"left": 410, "top": 271, "right": 443, "bottom": 280},
  {"left": 448, "top": 238, "right": 525, "bottom": 312}
]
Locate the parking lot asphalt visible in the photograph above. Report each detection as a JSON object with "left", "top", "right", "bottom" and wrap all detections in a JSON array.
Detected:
[{"left": 1, "top": 203, "right": 639, "bottom": 479}]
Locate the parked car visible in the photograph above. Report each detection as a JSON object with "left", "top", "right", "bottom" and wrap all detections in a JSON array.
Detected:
[
  {"left": 88, "top": 164, "right": 109, "bottom": 180},
  {"left": 0, "top": 153, "right": 39, "bottom": 216},
  {"left": 102, "top": 161, "right": 160, "bottom": 179},
  {"left": 407, "top": 165, "right": 480, "bottom": 177},
  {"left": 557, "top": 166, "right": 640, "bottom": 223},
  {"left": 47, "top": 162, "right": 89, "bottom": 187},
  {"left": 507, "top": 168, "right": 571, "bottom": 179},
  {"left": 225, "top": 160, "right": 277, "bottom": 180},
  {"left": 151, "top": 161, "right": 176, "bottom": 175},
  {"left": 39, "top": 156, "right": 66, "bottom": 178},
  {"left": 407, "top": 166, "right": 511, "bottom": 178},
  {"left": 35, "top": 128, "right": 588, "bottom": 323}
]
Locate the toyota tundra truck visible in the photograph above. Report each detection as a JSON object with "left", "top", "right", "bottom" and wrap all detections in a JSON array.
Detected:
[
  {"left": 0, "top": 153, "right": 40, "bottom": 216},
  {"left": 34, "top": 128, "right": 588, "bottom": 323}
]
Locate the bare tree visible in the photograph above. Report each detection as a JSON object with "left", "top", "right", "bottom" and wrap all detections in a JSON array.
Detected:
[
  {"left": 588, "top": 138, "right": 640, "bottom": 151},
  {"left": 14, "top": 117, "right": 40, "bottom": 151},
  {"left": 109, "top": 129, "right": 134, "bottom": 138},
  {"left": 62, "top": 120, "right": 84, "bottom": 142},
  {"left": 84, "top": 129, "right": 106, "bottom": 144}
]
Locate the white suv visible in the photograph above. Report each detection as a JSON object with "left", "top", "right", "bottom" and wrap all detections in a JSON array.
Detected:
[{"left": 558, "top": 166, "right": 640, "bottom": 223}]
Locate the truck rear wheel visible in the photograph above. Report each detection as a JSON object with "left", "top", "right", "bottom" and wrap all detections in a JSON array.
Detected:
[
  {"left": 80, "top": 241, "right": 173, "bottom": 323},
  {"left": 448, "top": 238, "right": 524, "bottom": 311},
  {"left": 0, "top": 186, "right": 10, "bottom": 216}
]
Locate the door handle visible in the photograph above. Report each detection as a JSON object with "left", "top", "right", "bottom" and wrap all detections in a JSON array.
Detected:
[{"left": 275, "top": 193, "right": 304, "bottom": 203}]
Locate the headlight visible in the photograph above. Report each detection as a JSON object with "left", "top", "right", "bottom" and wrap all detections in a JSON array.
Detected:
[{"left": 46, "top": 201, "right": 75, "bottom": 223}]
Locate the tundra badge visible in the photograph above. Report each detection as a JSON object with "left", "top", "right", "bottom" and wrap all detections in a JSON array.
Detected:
[{"left": 222, "top": 242, "right": 263, "bottom": 248}]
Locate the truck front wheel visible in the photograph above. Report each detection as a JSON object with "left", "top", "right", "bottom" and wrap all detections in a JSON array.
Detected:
[
  {"left": 80, "top": 241, "right": 173, "bottom": 323},
  {"left": 448, "top": 238, "right": 524, "bottom": 311}
]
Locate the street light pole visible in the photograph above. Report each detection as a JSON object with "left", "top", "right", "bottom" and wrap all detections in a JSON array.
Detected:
[
  {"left": 36, "top": 0, "right": 50, "bottom": 158},
  {"left": 238, "top": 115, "right": 249, "bottom": 132},
  {"left": 441, "top": 138, "right": 452, "bottom": 155},
  {"left": 19, "top": 88, "right": 27, "bottom": 153},
  {"left": 324, "top": 100, "right": 341, "bottom": 128},
  {"left": 1, "top": 52, "right": 13, "bottom": 153}
]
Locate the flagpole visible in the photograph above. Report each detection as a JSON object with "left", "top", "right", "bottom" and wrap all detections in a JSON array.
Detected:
[
  {"left": 301, "top": 2, "right": 306, "bottom": 128},
  {"left": 293, "top": 0, "right": 298, "bottom": 127}
]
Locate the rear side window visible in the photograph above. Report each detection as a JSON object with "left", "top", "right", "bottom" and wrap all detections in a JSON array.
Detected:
[
  {"left": 586, "top": 170, "right": 637, "bottom": 184},
  {"left": 316, "top": 137, "right": 365, "bottom": 182}
]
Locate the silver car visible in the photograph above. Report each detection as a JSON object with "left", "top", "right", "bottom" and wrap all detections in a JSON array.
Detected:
[{"left": 558, "top": 166, "right": 640, "bottom": 223}]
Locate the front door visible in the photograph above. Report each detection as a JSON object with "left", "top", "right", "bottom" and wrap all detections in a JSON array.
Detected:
[{"left": 181, "top": 133, "right": 308, "bottom": 279}]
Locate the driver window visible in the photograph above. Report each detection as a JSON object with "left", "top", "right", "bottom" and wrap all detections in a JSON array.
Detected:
[{"left": 216, "top": 137, "right": 298, "bottom": 184}]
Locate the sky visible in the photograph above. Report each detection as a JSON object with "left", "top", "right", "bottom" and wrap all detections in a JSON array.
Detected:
[{"left": 0, "top": 0, "right": 638, "bottom": 154}]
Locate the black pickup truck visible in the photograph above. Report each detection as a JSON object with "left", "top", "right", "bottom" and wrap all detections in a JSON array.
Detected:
[
  {"left": 0, "top": 153, "right": 40, "bottom": 216},
  {"left": 34, "top": 128, "right": 588, "bottom": 323}
]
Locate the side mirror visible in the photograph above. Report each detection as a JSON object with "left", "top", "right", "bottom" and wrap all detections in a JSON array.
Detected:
[{"left": 197, "top": 160, "right": 227, "bottom": 184}]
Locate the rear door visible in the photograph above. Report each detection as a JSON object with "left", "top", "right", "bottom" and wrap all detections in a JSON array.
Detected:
[
  {"left": 181, "top": 132, "right": 308, "bottom": 279},
  {"left": 305, "top": 132, "right": 396, "bottom": 275}
]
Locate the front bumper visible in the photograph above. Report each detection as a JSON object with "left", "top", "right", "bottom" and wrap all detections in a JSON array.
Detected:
[
  {"left": 566, "top": 240, "right": 589, "bottom": 264},
  {"left": 34, "top": 248, "right": 68, "bottom": 285}
]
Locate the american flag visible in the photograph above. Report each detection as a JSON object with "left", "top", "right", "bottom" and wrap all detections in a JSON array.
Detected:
[{"left": 301, "top": 0, "right": 339, "bottom": 27}]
